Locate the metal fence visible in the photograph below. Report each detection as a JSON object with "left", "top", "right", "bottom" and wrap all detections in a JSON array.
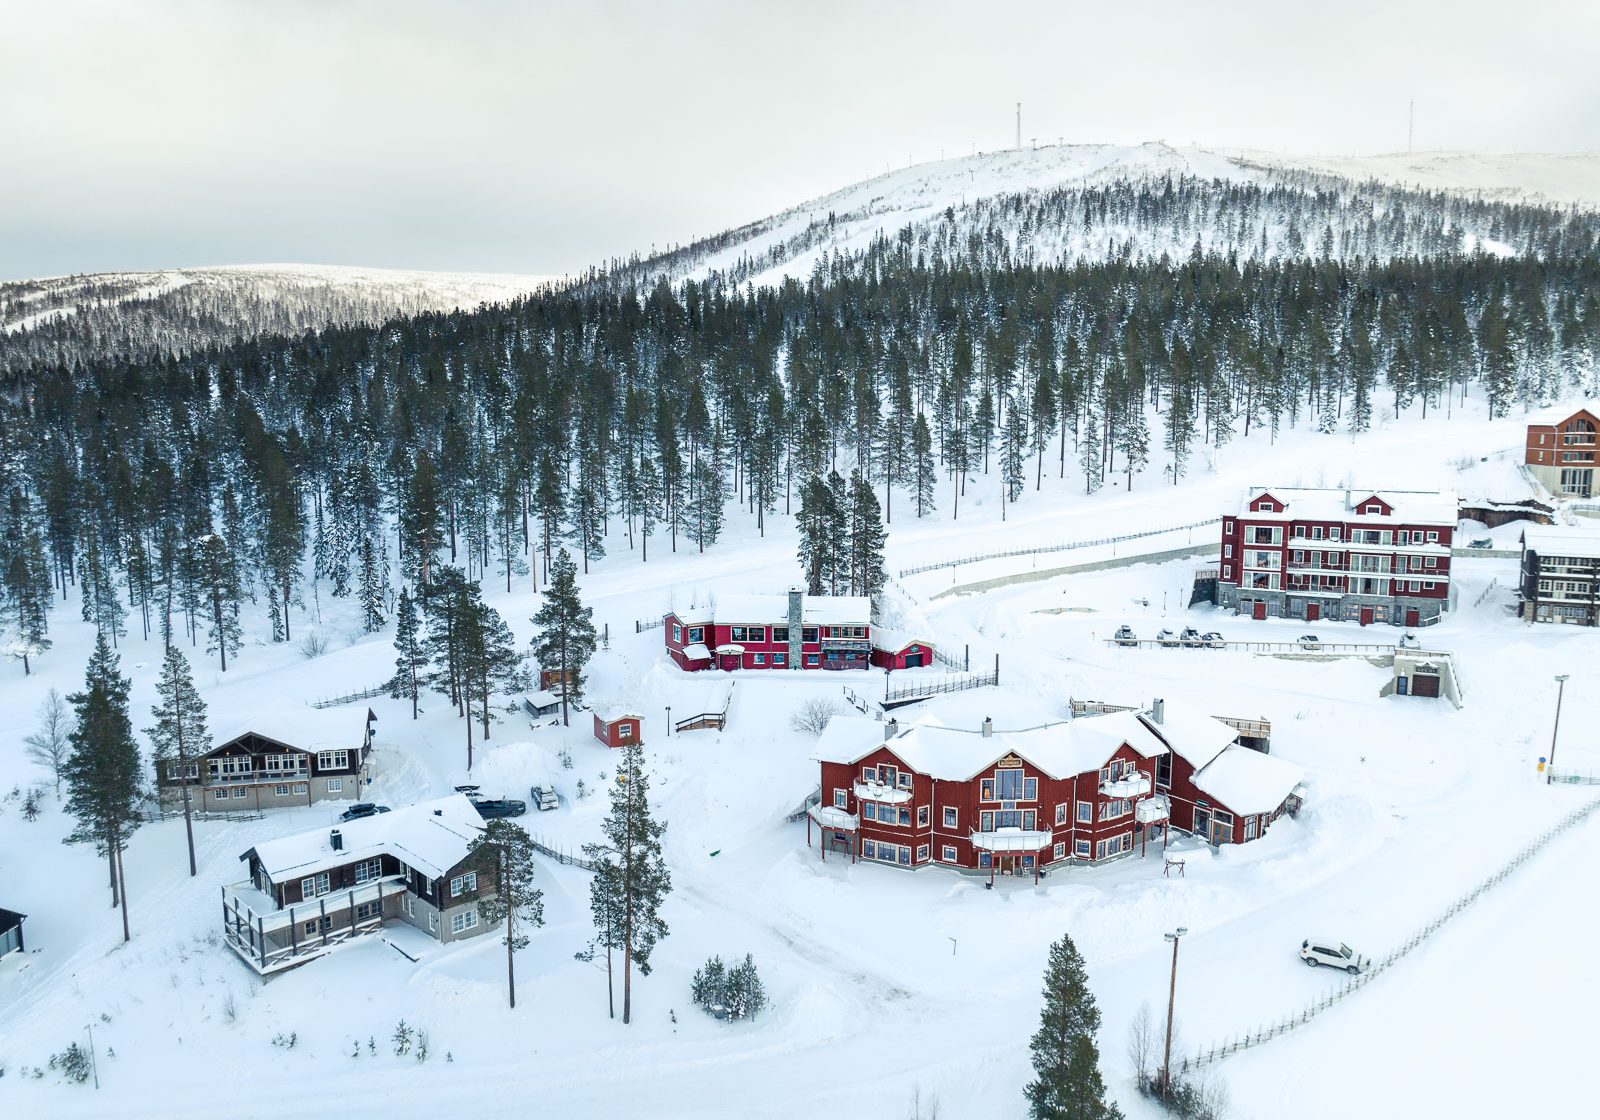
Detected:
[
  {"left": 635, "top": 617, "right": 664, "bottom": 634},
  {"left": 1547, "top": 769, "right": 1600, "bottom": 786},
  {"left": 884, "top": 662, "right": 1000, "bottom": 705},
  {"left": 1176, "top": 792, "right": 1600, "bottom": 1075},
  {"left": 897, "top": 517, "right": 1220, "bottom": 578}
]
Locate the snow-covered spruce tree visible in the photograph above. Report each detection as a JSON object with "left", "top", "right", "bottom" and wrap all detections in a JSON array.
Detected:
[
  {"left": 63, "top": 634, "right": 144, "bottom": 942},
  {"left": 1024, "top": 933, "right": 1122, "bottom": 1120},
  {"left": 2, "top": 489, "right": 53, "bottom": 674},
  {"left": 582, "top": 740, "right": 670, "bottom": 1025},
  {"left": 911, "top": 413, "right": 937, "bottom": 518},
  {"left": 531, "top": 548, "right": 597, "bottom": 726},
  {"left": 848, "top": 469, "right": 887, "bottom": 599},
  {"left": 390, "top": 586, "right": 424, "bottom": 719},
  {"left": 358, "top": 536, "right": 386, "bottom": 632},
  {"left": 1080, "top": 384, "right": 1104, "bottom": 496},
  {"left": 724, "top": 954, "right": 768, "bottom": 1021},
  {"left": 146, "top": 644, "right": 210, "bottom": 877},
  {"left": 199, "top": 533, "right": 243, "bottom": 672},
  {"left": 691, "top": 954, "right": 727, "bottom": 1010},
  {"left": 685, "top": 457, "right": 725, "bottom": 553},
  {"left": 1002, "top": 392, "right": 1028, "bottom": 504},
  {"left": 795, "top": 474, "right": 834, "bottom": 596},
  {"left": 469, "top": 819, "right": 545, "bottom": 1009}
]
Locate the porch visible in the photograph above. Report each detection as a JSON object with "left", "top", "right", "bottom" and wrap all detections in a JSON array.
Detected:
[
  {"left": 805, "top": 805, "right": 859, "bottom": 862},
  {"left": 221, "top": 877, "right": 408, "bottom": 976}
]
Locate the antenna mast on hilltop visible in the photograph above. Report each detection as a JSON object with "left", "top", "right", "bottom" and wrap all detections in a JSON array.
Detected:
[
  {"left": 1016, "top": 102, "right": 1021, "bottom": 150},
  {"left": 1408, "top": 99, "right": 1414, "bottom": 154}
]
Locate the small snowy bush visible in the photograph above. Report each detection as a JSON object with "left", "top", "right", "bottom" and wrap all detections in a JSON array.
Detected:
[
  {"left": 789, "top": 698, "right": 840, "bottom": 736},
  {"left": 49, "top": 1043, "right": 91, "bottom": 1084},
  {"left": 691, "top": 953, "right": 767, "bottom": 1021}
]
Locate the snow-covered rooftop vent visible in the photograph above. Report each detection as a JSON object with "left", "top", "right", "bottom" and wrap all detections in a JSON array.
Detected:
[
  {"left": 981, "top": 717, "right": 993, "bottom": 738},
  {"left": 1151, "top": 698, "right": 1166, "bottom": 725},
  {"left": 884, "top": 718, "right": 899, "bottom": 741}
]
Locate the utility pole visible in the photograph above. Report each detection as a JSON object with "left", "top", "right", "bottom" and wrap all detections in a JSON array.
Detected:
[
  {"left": 1161, "top": 927, "right": 1188, "bottom": 1098},
  {"left": 1548, "top": 674, "right": 1569, "bottom": 784},
  {"left": 1016, "top": 102, "right": 1021, "bottom": 150}
]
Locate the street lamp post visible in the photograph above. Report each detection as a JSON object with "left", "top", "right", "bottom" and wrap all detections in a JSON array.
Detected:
[
  {"left": 666, "top": 706, "right": 672, "bottom": 738},
  {"left": 1161, "top": 926, "right": 1188, "bottom": 1098},
  {"left": 1548, "top": 675, "right": 1569, "bottom": 784}
]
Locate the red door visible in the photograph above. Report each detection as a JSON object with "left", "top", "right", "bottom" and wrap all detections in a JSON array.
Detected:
[
  {"left": 1405, "top": 608, "right": 1420, "bottom": 628},
  {"left": 1252, "top": 601, "right": 1267, "bottom": 620},
  {"left": 1359, "top": 607, "right": 1374, "bottom": 626},
  {"left": 1307, "top": 602, "right": 1320, "bottom": 622}
]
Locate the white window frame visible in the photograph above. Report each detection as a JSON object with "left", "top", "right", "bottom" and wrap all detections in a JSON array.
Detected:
[
  {"left": 1076, "top": 800, "right": 1092, "bottom": 823},
  {"left": 1055, "top": 802, "right": 1067, "bottom": 826},
  {"left": 833, "top": 788, "right": 848, "bottom": 810},
  {"left": 301, "top": 872, "right": 330, "bottom": 899},
  {"left": 326, "top": 777, "right": 343, "bottom": 793},
  {"left": 232, "top": 787, "right": 247, "bottom": 799},
  {"left": 943, "top": 806, "right": 958, "bottom": 829},
  {"left": 317, "top": 750, "right": 349, "bottom": 772},
  {"left": 941, "top": 845, "right": 958, "bottom": 862},
  {"left": 1052, "top": 842, "right": 1065, "bottom": 860},
  {"left": 354, "top": 857, "right": 383, "bottom": 885},
  {"left": 451, "top": 910, "right": 478, "bottom": 934},
  {"left": 449, "top": 871, "right": 478, "bottom": 897}
]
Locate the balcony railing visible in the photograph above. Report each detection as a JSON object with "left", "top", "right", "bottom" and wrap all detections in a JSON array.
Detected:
[
  {"left": 1099, "top": 774, "right": 1152, "bottom": 799},
  {"left": 854, "top": 779, "right": 913, "bottom": 804}
]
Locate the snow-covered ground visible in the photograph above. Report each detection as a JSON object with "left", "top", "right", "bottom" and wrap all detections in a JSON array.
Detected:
[{"left": 2, "top": 394, "right": 1597, "bottom": 1119}]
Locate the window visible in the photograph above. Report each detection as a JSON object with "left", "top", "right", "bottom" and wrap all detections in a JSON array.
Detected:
[
  {"left": 1055, "top": 803, "right": 1067, "bottom": 826},
  {"left": 326, "top": 778, "right": 343, "bottom": 793},
  {"left": 897, "top": 771, "right": 912, "bottom": 790},
  {"left": 355, "top": 900, "right": 381, "bottom": 921},
  {"left": 354, "top": 858, "right": 383, "bottom": 884},
  {"left": 753, "top": 654, "right": 765, "bottom": 666},
  {"left": 747, "top": 627, "right": 766, "bottom": 644},
  {"left": 1076, "top": 801, "right": 1092, "bottom": 823},
  {"left": 773, "top": 626, "right": 789, "bottom": 642},
  {"left": 996, "top": 770, "right": 1024, "bottom": 800},
  {"left": 273, "top": 784, "right": 291, "bottom": 796},
  {"left": 619, "top": 723, "right": 633, "bottom": 739},
  {"left": 916, "top": 844, "right": 929, "bottom": 862},
  {"left": 802, "top": 627, "right": 817, "bottom": 643},
  {"left": 293, "top": 783, "right": 307, "bottom": 795},
  {"left": 1222, "top": 564, "right": 1232, "bottom": 579},
  {"left": 980, "top": 778, "right": 995, "bottom": 801},
  {"left": 232, "top": 787, "right": 247, "bottom": 798},
  {"left": 897, "top": 805, "right": 911, "bottom": 826},
  {"left": 428, "top": 911, "right": 437, "bottom": 932},
  {"left": 1074, "top": 839, "right": 1090, "bottom": 858},
  {"left": 980, "top": 810, "right": 994, "bottom": 832},
  {"left": 863, "top": 840, "right": 877, "bottom": 859},
  {"left": 1155, "top": 753, "right": 1172, "bottom": 788},
  {"left": 941, "top": 845, "right": 958, "bottom": 861},
  {"left": 943, "top": 806, "right": 958, "bottom": 829},
  {"left": 1053, "top": 842, "right": 1065, "bottom": 860},
  {"left": 1023, "top": 777, "right": 1038, "bottom": 801},
  {"left": 805, "top": 655, "right": 819, "bottom": 666},
  {"left": 729, "top": 626, "right": 746, "bottom": 642},
  {"left": 301, "top": 873, "right": 330, "bottom": 899},
  {"left": 876, "top": 764, "right": 898, "bottom": 786},
  {"left": 451, "top": 911, "right": 479, "bottom": 934},
  {"left": 166, "top": 761, "right": 199, "bottom": 780},
  {"left": 773, "top": 653, "right": 786, "bottom": 667},
  {"left": 1224, "top": 520, "right": 1234, "bottom": 533},
  {"left": 917, "top": 805, "right": 930, "bottom": 827},
  {"left": 1426, "top": 531, "right": 1438, "bottom": 542},
  {"left": 303, "top": 917, "right": 332, "bottom": 936},
  {"left": 862, "top": 803, "right": 877, "bottom": 822},
  {"left": 688, "top": 626, "right": 704, "bottom": 644},
  {"left": 213, "top": 789, "right": 227, "bottom": 800},
  {"left": 834, "top": 788, "right": 848, "bottom": 810},
  {"left": 978, "top": 852, "right": 992, "bottom": 869},
  {"left": 897, "top": 846, "right": 911, "bottom": 866},
  {"left": 317, "top": 750, "right": 349, "bottom": 772},
  {"left": 1244, "top": 816, "right": 1259, "bottom": 841},
  {"left": 1223, "top": 544, "right": 1233, "bottom": 558},
  {"left": 450, "top": 872, "right": 478, "bottom": 897},
  {"left": 672, "top": 623, "right": 682, "bottom": 643}
]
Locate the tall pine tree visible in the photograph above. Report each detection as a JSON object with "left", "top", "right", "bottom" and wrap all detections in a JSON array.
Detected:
[
  {"left": 531, "top": 548, "right": 597, "bottom": 726},
  {"left": 147, "top": 645, "right": 210, "bottom": 877},
  {"left": 1024, "top": 933, "right": 1122, "bottom": 1120}
]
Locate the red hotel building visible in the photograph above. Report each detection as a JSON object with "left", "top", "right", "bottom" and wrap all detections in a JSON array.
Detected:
[
  {"left": 806, "top": 702, "right": 1304, "bottom": 882},
  {"left": 1218, "top": 487, "right": 1456, "bottom": 626},
  {"left": 664, "top": 588, "right": 929, "bottom": 672}
]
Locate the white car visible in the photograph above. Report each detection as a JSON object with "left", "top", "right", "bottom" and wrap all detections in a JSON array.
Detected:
[
  {"left": 1296, "top": 634, "right": 1322, "bottom": 651},
  {"left": 1397, "top": 632, "right": 1420, "bottom": 649},
  {"left": 1156, "top": 628, "right": 1179, "bottom": 647},
  {"left": 1300, "top": 938, "right": 1367, "bottom": 974}
]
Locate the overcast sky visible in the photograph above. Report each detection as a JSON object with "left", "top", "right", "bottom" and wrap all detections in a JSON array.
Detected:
[{"left": 4, "top": 0, "right": 1598, "bottom": 281}]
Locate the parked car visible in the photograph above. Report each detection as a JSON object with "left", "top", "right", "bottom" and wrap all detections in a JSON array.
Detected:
[
  {"left": 472, "top": 797, "right": 527, "bottom": 819},
  {"left": 454, "top": 784, "right": 482, "bottom": 798},
  {"left": 1156, "top": 628, "right": 1179, "bottom": 647},
  {"left": 530, "top": 785, "right": 559, "bottom": 812},
  {"left": 1201, "top": 631, "right": 1226, "bottom": 648},
  {"left": 1300, "top": 938, "right": 1367, "bottom": 974},
  {"left": 1178, "top": 626, "right": 1203, "bottom": 646},
  {"left": 339, "top": 802, "right": 390, "bottom": 822},
  {"left": 1468, "top": 537, "right": 1493, "bottom": 549},
  {"left": 1397, "top": 632, "right": 1420, "bottom": 649},
  {"left": 1113, "top": 625, "right": 1138, "bottom": 646},
  {"left": 1296, "top": 634, "right": 1322, "bottom": 651}
]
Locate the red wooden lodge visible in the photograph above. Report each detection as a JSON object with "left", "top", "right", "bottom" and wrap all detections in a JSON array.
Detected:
[
  {"left": 808, "top": 699, "right": 1304, "bottom": 882},
  {"left": 664, "top": 588, "right": 932, "bottom": 672}
]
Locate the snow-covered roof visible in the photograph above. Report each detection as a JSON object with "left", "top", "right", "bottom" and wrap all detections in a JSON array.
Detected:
[
  {"left": 1522, "top": 525, "right": 1600, "bottom": 560},
  {"left": 1137, "top": 700, "right": 1240, "bottom": 771},
  {"left": 523, "top": 689, "right": 563, "bottom": 710},
  {"left": 210, "top": 707, "right": 370, "bottom": 755},
  {"left": 815, "top": 710, "right": 1166, "bottom": 782},
  {"left": 1523, "top": 401, "right": 1600, "bottom": 428},
  {"left": 681, "top": 593, "right": 872, "bottom": 626},
  {"left": 870, "top": 626, "right": 933, "bottom": 653},
  {"left": 1239, "top": 487, "right": 1457, "bottom": 526},
  {"left": 244, "top": 794, "right": 484, "bottom": 886},
  {"left": 807, "top": 804, "right": 858, "bottom": 831},
  {"left": 1192, "top": 746, "right": 1305, "bottom": 817},
  {"left": 680, "top": 642, "right": 711, "bottom": 661}
]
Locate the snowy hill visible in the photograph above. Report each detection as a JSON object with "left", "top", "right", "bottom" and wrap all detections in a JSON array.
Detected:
[
  {"left": 607, "top": 141, "right": 1600, "bottom": 288},
  {"left": 0, "top": 263, "right": 561, "bottom": 365}
]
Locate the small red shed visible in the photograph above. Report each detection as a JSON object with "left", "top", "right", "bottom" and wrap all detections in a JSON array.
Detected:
[
  {"left": 593, "top": 712, "right": 643, "bottom": 749},
  {"left": 870, "top": 628, "right": 935, "bottom": 670}
]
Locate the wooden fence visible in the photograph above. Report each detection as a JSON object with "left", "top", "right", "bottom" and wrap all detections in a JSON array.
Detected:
[
  {"left": 530, "top": 835, "right": 599, "bottom": 872},
  {"left": 311, "top": 683, "right": 390, "bottom": 709},
  {"left": 1175, "top": 792, "right": 1600, "bottom": 1077},
  {"left": 898, "top": 517, "right": 1219, "bottom": 578},
  {"left": 884, "top": 659, "right": 1000, "bottom": 708}
]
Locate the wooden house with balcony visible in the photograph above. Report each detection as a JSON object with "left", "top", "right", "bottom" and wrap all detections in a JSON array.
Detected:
[
  {"left": 665, "top": 588, "right": 907, "bottom": 672},
  {"left": 1518, "top": 525, "right": 1600, "bottom": 625},
  {"left": 222, "top": 794, "right": 494, "bottom": 974},
  {"left": 1218, "top": 487, "right": 1456, "bottom": 626},
  {"left": 157, "top": 708, "right": 376, "bottom": 814},
  {"left": 1525, "top": 403, "right": 1599, "bottom": 498}
]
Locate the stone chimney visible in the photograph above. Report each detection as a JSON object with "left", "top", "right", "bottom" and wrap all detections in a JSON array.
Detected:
[
  {"left": 981, "top": 717, "right": 993, "bottom": 737},
  {"left": 787, "top": 586, "right": 804, "bottom": 670},
  {"left": 1151, "top": 698, "right": 1165, "bottom": 725},
  {"left": 330, "top": 828, "right": 343, "bottom": 852}
]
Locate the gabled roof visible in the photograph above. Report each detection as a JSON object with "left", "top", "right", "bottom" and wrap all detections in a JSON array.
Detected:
[
  {"left": 209, "top": 707, "right": 370, "bottom": 756},
  {"left": 1137, "top": 699, "right": 1239, "bottom": 771},
  {"left": 1192, "top": 746, "right": 1305, "bottom": 817},
  {"left": 1237, "top": 487, "right": 1456, "bottom": 526},
  {"left": 675, "top": 593, "right": 872, "bottom": 627},
  {"left": 1524, "top": 401, "right": 1600, "bottom": 428},
  {"left": 814, "top": 711, "right": 1166, "bottom": 783},
  {"left": 242, "top": 794, "right": 483, "bottom": 884},
  {"left": 1522, "top": 525, "right": 1600, "bottom": 560},
  {"left": 870, "top": 626, "right": 934, "bottom": 653}
]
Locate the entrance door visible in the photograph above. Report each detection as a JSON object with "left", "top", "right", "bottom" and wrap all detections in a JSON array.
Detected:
[
  {"left": 1252, "top": 601, "right": 1267, "bottom": 620},
  {"left": 1396, "top": 676, "right": 1408, "bottom": 696},
  {"left": 905, "top": 653, "right": 923, "bottom": 668},
  {"left": 1405, "top": 608, "right": 1420, "bottom": 628},
  {"left": 1192, "top": 806, "right": 1211, "bottom": 840},
  {"left": 720, "top": 653, "right": 740, "bottom": 671},
  {"left": 1307, "top": 602, "right": 1320, "bottom": 622},
  {"left": 1359, "top": 607, "right": 1374, "bottom": 626}
]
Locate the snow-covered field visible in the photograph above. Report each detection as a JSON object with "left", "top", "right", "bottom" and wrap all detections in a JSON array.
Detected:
[{"left": 2, "top": 395, "right": 1597, "bottom": 1119}]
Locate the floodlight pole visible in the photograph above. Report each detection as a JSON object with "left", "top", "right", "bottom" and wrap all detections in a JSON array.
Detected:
[
  {"left": 1548, "top": 674, "right": 1569, "bottom": 784},
  {"left": 1161, "top": 926, "right": 1188, "bottom": 1098}
]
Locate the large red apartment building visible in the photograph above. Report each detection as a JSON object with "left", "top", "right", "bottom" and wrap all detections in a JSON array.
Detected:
[
  {"left": 1217, "top": 487, "right": 1457, "bottom": 626},
  {"left": 1524, "top": 404, "right": 1599, "bottom": 498}
]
